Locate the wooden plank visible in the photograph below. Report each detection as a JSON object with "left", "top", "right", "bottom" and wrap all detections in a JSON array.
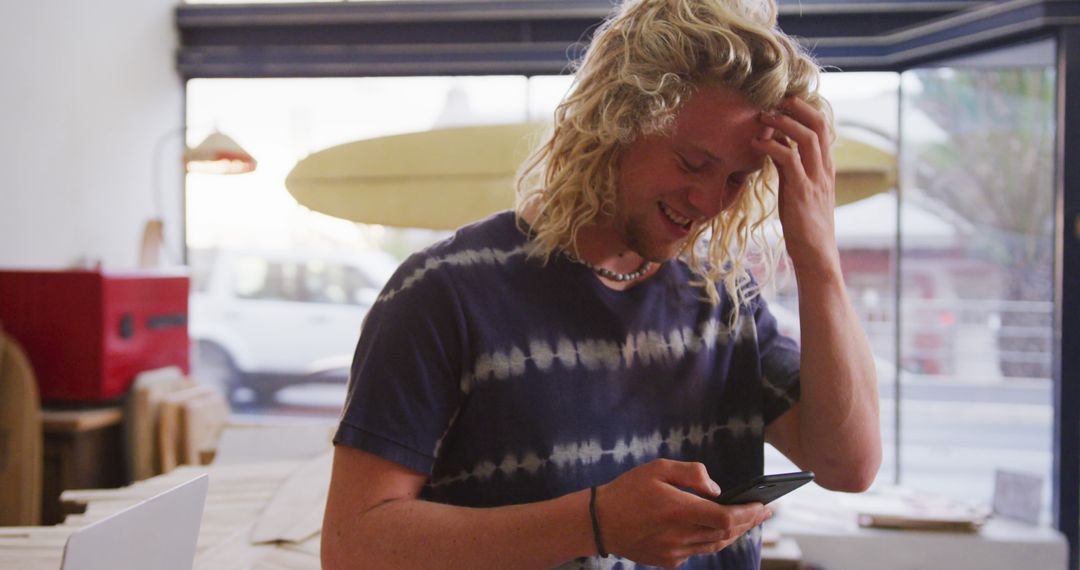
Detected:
[
  {"left": 157, "top": 386, "right": 217, "bottom": 473},
  {"left": 250, "top": 451, "right": 333, "bottom": 544},
  {"left": 0, "top": 537, "right": 69, "bottom": 549},
  {"left": 128, "top": 367, "right": 193, "bottom": 480},
  {"left": 213, "top": 424, "right": 334, "bottom": 465},
  {"left": 40, "top": 407, "right": 123, "bottom": 434},
  {"left": 279, "top": 535, "right": 319, "bottom": 556},
  {"left": 0, "top": 552, "right": 62, "bottom": 570},
  {"left": 252, "top": 546, "right": 320, "bottom": 570},
  {"left": 193, "top": 522, "right": 278, "bottom": 570},
  {"left": 0, "top": 527, "right": 74, "bottom": 539},
  {"left": 180, "top": 389, "right": 230, "bottom": 465}
]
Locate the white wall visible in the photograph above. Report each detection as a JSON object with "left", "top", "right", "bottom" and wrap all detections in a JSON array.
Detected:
[{"left": 0, "top": 0, "right": 183, "bottom": 269}]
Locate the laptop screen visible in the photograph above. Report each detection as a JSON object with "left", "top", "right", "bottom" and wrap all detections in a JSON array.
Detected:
[{"left": 60, "top": 474, "right": 209, "bottom": 570}]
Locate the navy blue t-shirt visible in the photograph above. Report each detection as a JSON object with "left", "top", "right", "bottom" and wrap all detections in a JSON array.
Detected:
[{"left": 334, "top": 211, "right": 801, "bottom": 569}]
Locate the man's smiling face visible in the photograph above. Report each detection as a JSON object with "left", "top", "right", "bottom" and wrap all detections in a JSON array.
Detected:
[{"left": 607, "top": 86, "right": 772, "bottom": 263}]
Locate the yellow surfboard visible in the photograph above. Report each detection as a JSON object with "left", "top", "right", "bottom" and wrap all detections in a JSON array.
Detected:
[
  {"left": 286, "top": 122, "right": 894, "bottom": 230},
  {"left": 286, "top": 123, "right": 548, "bottom": 230}
]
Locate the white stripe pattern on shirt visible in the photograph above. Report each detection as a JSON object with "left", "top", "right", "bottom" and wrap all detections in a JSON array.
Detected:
[
  {"left": 459, "top": 316, "right": 747, "bottom": 393},
  {"left": 762, "top": 375, "right": 797, "bottom": 407},
  {"left": 430, "top": 417, "right": 764, "bottom": 489},
  {"left": 375, "top": 245, "right": 529, "bottom": 305}
]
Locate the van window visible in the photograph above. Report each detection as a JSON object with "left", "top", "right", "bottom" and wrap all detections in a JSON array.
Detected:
[{"left": 233, "top": 257, "right": 271, "bottom": 300}]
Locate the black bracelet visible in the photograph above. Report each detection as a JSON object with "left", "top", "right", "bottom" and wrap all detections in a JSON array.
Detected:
[{"left": 589, "top": 485, "right": 609, "bottom": 558}]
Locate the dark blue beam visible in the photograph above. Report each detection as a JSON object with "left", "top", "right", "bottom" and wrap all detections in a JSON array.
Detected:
[
  {"left": 1055, "top": 24, "right": 1080, "bottom": 570},
  {"left": 175, "top": 0, "right": 990, "bottom": 77}
]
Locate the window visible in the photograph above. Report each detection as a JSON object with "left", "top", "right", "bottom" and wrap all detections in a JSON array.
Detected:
[
  {"left": 186, "top": 75, "right": 572, "bottom": 412},
  {"left": 897, "top": 40, "right": 1057, "bottom": 518},
  {"left": 758, "top": 51, "right": 1058, "bottom": 520},
  {"left": 231, "top": 256, "right": 273, "bottom": 300},
  {"left": 188, "top": 58, "right": 1057, "bottom": 521}
]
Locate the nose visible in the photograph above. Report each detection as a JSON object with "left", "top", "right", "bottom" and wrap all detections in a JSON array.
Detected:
[{"left": 685, "top": 176, "right": 734, "bottom": 220}]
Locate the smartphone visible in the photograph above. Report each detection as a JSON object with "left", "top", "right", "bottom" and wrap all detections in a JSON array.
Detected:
[{"left": 714, "top": 471, "right": 814, "bottom": 505}]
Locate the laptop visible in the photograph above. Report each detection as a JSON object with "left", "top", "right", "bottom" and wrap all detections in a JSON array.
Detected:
[{"left": 60, "top": 474, "right": 209, "bottom": 570}]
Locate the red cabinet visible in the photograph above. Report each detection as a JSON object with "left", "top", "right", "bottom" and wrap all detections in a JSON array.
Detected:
[{"left": 0, "top": 270, "right": 190, "bottom": 404}]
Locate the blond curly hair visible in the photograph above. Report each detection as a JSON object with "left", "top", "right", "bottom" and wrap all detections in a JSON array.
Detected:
[{"left": 515, "top": 0, "right": 832, "bottom": 322}]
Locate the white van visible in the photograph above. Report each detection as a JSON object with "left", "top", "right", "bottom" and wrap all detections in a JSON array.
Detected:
[{"left": 188, "top": 248, "right": 398, "bottom": 405}]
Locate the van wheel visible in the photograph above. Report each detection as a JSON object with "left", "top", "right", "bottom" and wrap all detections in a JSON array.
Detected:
[
  {"left": 194, "top": 342, "right": 241, "bottom": 404},
  {"left": 250, "top": 384, "right": 277, "bottom": 407}
]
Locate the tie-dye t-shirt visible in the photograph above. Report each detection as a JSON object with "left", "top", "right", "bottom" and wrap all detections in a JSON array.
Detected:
[{"left": 334, "top": 211, "right": 801, "bottom": 569}]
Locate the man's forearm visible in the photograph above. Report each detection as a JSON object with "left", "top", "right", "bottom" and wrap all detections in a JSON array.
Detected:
[
  {"left": 322, "top": 487, "right": 594, "bottom": 569},
  {"left": 793, "top": 259, "right": 882, "bottom": 491}
]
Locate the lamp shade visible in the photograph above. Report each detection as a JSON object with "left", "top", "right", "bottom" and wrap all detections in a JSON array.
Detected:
[
  {"left": 140, "top": 128, "right": 257, "bottom": 269},
  {"left": 286, "top": 123, "right": 895, "bottom": 230},
  {"left": 185, "top": 130, "right": 257, "bottom": 174}
]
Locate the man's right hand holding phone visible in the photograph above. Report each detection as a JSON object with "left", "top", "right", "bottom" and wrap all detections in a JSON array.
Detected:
[{"left": 594, "top": 459, "right": 772, "bottom": 568}]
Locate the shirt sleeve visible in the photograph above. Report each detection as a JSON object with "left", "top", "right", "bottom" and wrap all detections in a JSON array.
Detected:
[
  {"left": 753, "top": 295, "right": 802, "bottom": 425},
  {"left": 333, "top": 255, "right": 468, "bottom": 476}
]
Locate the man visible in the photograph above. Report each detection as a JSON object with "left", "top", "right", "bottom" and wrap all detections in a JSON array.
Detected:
[{"left": 322, "top": 0, "right": 881, "bottom": 568}]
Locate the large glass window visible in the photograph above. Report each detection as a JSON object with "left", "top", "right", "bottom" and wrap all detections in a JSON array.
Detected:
[
  {"left": 187, "top": 48, "right": 1057, "bottom": 521},
  {"left": 897, "top": 40, "right": 1057, "bottom": 518}
]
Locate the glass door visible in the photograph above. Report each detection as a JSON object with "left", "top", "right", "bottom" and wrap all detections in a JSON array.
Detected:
[{"left": 897, "top": 39, "right": 1058, "bottom": 521}]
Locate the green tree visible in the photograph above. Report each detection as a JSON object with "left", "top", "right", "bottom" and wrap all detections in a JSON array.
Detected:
[{"left": 908, "top": 67, "right": 1055, "bottom": 378}]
